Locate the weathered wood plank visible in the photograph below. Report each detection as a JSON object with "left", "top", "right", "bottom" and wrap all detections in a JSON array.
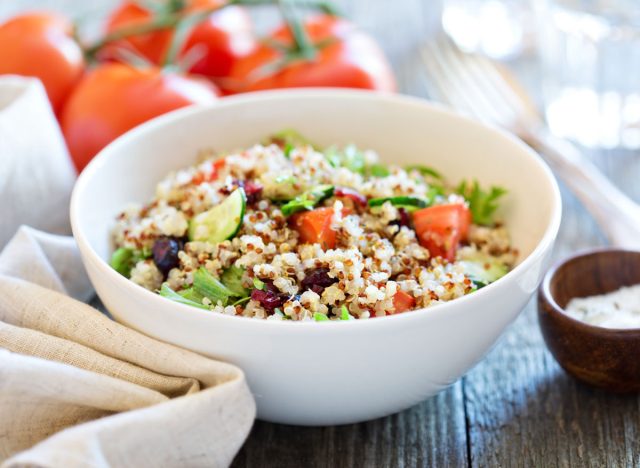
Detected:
[{"left": 232, "top": 382, "right": 469, "bottom": 468}]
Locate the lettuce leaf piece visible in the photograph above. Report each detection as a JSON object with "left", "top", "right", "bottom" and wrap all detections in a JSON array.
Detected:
[{"left": 160, "top": 284, "right": 209, "bottom": 310}]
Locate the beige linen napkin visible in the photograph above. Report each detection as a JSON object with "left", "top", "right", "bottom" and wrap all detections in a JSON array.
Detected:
[
  {"left": 0, "top": 76, "right": 76, "bottom": 248},
  {"left": 0, "top": 226, "right": 256, "bottom": 467}
]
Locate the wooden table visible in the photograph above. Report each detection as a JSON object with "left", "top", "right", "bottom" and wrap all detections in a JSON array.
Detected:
[{"left": 5, "top": 1, "right": 640, "bottom": 466}]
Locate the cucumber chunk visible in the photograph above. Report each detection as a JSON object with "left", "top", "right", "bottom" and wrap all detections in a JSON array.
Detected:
[
  {"left": 188, "top": 188, "right": 246, "bottom": 243},
  {"left": 368, "top": 196, "right": 429, "bottom": 212},
  {"left": 459, "top": 251, "right": 508, "bottom": 288}
]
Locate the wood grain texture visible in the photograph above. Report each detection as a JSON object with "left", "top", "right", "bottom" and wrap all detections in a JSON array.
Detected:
[
  {"left": 233, "top": 383, "right": 468, "bottom": 468},
  {"left": 6, "top": 0, "right": 640, "bottom": 466}
]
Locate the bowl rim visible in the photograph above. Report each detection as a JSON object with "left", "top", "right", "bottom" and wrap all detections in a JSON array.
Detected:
[
  {"left": 71, "top": 88, "right": 562, "bottom": 331},
  {"left": 540, "top": 247, "right": 640, "bottom": 334}
]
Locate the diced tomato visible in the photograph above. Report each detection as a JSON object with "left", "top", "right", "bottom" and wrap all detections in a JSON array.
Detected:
[
  {"left": 393, "top": 290, "right": 416, "bottom": 313},
  {"left": 192, "top": 158, "right": 226, "bottom": 184},
  {"left": 412, "top": 203, "right": 471, "bottom": 262},
  {"left": 290, "top": 206, "right": 354, "bottom": 249},
  {"left": 291, "top": 207, "right": 337, "bottom": 249},
  {"left": 291, "top": 207, "right": 338, "bottom": 249},
  {"left": 457, "top": 204, "right": 472, "bottom": 242}
]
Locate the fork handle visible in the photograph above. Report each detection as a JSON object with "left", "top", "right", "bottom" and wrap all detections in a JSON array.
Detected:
[{"left": 524, "top": 128, "right": 640, "bottom": 249}]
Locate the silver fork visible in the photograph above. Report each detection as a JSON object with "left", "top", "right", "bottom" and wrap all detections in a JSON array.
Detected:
[{"left": 421, "top": 37, "right": 640, "bottom": 249}]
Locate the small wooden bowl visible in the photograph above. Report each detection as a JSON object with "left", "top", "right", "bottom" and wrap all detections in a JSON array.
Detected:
[{"left": 538, "top": 248, "right": 640, "bottom": 392}]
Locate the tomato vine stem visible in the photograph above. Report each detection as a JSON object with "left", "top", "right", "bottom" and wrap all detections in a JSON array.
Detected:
[{"left": 83, "top": 0, "right": 340, "bottom": 63}]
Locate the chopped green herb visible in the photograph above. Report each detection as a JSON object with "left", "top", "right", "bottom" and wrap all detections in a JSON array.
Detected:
[
  {"left": 456, "top": 179, "right": 507, "bottom": 226},
  {"left": 314, "top": 312, "right": 329, "bottom": 322},
  {"left": 324, "top": 144, "right": 366, "bottom": 173},
  {"left": 160, "top": 284, "right": 209, "bottom": 310},
  {"left": 193, "top": 267, "right": 236, "bottom": 306},
  {"left": 340, "top": 305, "right": 351, "bottom": 321},
  {"left": 232, "top": 296, "right": 251, "bottom": 306},
  {"left": 368, "top": 164, "right": 390, "bottom": 177},
  {"left": 324, "top": 144, "right": 391, "bottom": 177},
  {"left": 405, "top": 165, "right": 443, "bottom": 180},
  {"left": 221, "top": 266, "right": 249, "bottom": 297},
  {"left": 281, "top": 185, "right": 334, "bottom": 216},
  {"left": 425, "top": 185, "right": 445, "bottom": 204},
  {"left": 253, "top": 277, "right": 265, "bottom": 290}
]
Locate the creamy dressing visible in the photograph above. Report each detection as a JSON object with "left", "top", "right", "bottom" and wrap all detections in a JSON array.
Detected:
[{"left": 565, "top": 284, "right": 640, "bottom": 329}]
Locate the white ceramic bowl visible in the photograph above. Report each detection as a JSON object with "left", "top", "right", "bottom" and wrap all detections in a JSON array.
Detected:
[{"left": 71, "top": 89, "right": 561, "bottom": 426}]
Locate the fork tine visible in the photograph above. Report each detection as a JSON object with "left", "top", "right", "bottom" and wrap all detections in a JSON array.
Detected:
[
  {"left": 473, "top": 56, "right": 541, "bottom": 124},
  {"left": 421, "top": 40, "right": 496, "bottom": 125},
  {"left": 435, "top": 37, "right": 541, "bottom": 126},
  {"left": 422, "top": 36, "right": 503, "bottom": 123},
  {"left": 421, "top": 35, "right": 544, "bottom": 136},
  {"left": 421, "top": 41, "right": 474, "bottom": 115}
]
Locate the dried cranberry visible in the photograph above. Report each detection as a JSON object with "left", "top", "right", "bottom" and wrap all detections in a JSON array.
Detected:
[
  {"left": 334, "top": 186, "right": 367, "bottom": 207},
  {"left": 152, "top": 237, "right": 182, "bottom": 276},
  {"left": 301, "top": 268, "right": 336, "bottom": 295},
  {"left": 261, "top": 280, "right": 279, "bottom": 294},
  {"left": 251, "top": 288, "right": 287, "bottom": 313},
  {"left": 398, "top": 208, "right": 411, "bottom": 228},
  {"left": 389, "top": 208, "right": 411, "bottom": 232},
  {"left": 235, "top": 180, "right": 263, "bottom": 204}
]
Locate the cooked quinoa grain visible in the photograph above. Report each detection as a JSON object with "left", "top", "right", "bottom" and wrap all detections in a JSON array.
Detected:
[{"left": 111, "top": 134, "right": 516, "bottom": 321}]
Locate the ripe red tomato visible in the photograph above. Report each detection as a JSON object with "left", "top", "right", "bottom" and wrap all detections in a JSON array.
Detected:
[
  {"left": 61, "top": 63, "right": 219, "bottom": 172},
  {"left": 412, "top": 203, "right": 471, "bottom": 262},
  {"left": 105, "top": 1, "right": 256, "bottom": 79},
  {"left": 0, "top": 12, "right": 85, "bottom": 114},
  {"left": 229, "top": 15, "right": 396, "bottom": 93}
]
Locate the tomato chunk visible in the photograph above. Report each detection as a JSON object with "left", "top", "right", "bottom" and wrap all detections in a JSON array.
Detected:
[
  {"left": 192, "top": 158, "right": 226, "bottom": 184},
  {"left": 291, "top": 207, "right": 338, "bottom": 250},
  {"left": 393, "top": 290, "right": 416, "bottom": 313},
  {"left": 412, "top": 203, "right": 471, "bottom": 262}
]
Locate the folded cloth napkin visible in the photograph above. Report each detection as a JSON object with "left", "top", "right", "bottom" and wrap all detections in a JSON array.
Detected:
[
  {"left": 0, "top": 76, "right": 76, "bottom": 248},
  {"left": 0, "top": 226, "right": 256, "bottom": 468}
]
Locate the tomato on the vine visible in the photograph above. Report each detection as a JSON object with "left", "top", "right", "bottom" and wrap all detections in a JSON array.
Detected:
[
  {"left": 61, "top": 63, "right": 219, "bottom": 172},
  {"left": 228, "top": 15, "right": 396, "bottom": 93},
  {"left": 105, "top": 1, "right": 256, "bottom": 80},
  {"left": 0, "top": 12, "right": 85, "bottom": 114}
]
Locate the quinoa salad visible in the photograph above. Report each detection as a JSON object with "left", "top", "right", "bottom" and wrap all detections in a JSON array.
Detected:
[{"left": 110, "top": 131, "right": 517, "bottom": 321}]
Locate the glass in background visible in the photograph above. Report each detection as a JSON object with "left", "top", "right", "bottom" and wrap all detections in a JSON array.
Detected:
[
  {"left": 538, "top": 0, "right": 640, "bottom": 149},
  {"left": 442, "top": 0, "right": 535, "bottom": 60}
]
